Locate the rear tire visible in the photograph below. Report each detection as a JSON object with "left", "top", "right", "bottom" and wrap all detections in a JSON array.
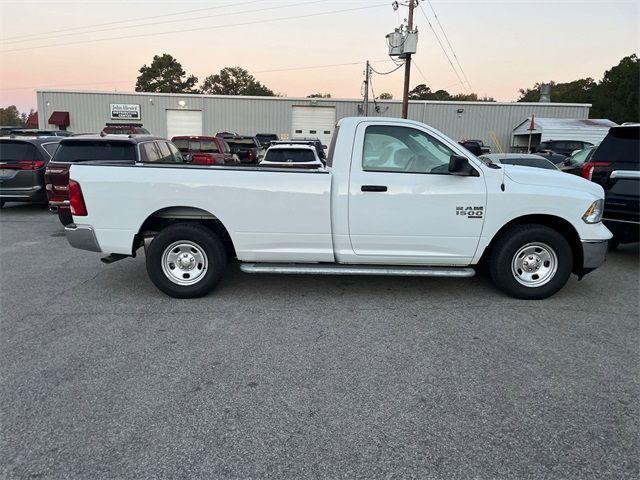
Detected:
[
  {"left": 489, "top": 224, "right": 573, "bottom": 299},
  {"left": 146, "top": 223, "right": 227, "bottom": 298}
]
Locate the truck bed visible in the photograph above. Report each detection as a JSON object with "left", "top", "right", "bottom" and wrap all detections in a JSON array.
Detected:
[{"left": 70, "top": 163, "right": 334, "bottom": 261}]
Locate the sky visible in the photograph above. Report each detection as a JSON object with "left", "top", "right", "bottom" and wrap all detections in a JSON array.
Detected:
[{"left": 1, "top": 0, "right": 638, "bottom": 114}]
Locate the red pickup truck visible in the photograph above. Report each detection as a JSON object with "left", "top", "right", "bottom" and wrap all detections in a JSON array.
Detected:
[{"left": 171, "top": 136, "right": 239, "bottom": 165}]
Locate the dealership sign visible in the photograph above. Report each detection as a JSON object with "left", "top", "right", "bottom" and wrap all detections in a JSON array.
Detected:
[{"left": 110, "top": 104, "right": 141, "bottom": 120}]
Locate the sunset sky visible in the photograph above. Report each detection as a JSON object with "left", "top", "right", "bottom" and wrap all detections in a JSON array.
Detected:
[{"left": 1, "top": 0, "right": 638, "bottom": 114}]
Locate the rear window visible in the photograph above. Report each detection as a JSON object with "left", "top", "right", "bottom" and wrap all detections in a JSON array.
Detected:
[
  {"left": 52, "top": 141, "right": 137, "bottom": 162},
  {"left": 265, "top": 149, "right": 316, "bottom": 163},
  {"left": 592, "top": 127, "right": 640, "bottom": 164},
  {"left": 0, "top": 141, "right": 39, "bottom": 161}
]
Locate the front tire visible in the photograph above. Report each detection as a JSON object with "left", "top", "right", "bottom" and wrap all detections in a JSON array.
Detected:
[
  {"left": 489, "top": 225, "right": 573, "bottom": 299},
  {"left": 146, "top": 223, "right": 227, "bottom": 298}
]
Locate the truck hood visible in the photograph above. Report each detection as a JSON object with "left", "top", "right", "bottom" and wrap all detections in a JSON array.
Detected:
[{"left": 503, "top": 165, "right": 603, "bottom": 198}]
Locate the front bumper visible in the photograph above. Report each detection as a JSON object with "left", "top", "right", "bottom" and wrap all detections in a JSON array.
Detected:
[
  {"left": 64, "top": 224, "right": 102, "bottom": 252},
  {"left": 580, "top": 239, "right": 608, "bottom": 277}
]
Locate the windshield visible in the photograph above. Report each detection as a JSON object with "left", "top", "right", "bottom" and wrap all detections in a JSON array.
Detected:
[{"left": 52, "top": 141, "right": 137, "bottom": 162}]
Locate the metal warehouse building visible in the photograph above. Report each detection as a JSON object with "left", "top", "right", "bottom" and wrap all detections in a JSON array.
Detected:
[{"left": 36, "top": 89, "right": 591, "bottom": 152}]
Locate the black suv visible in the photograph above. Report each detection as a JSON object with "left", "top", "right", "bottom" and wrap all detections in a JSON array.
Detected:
[
  {"left": 534, "top": 140, "right": 593, "bottom": 157},
  {"left": 582, "top": 125, "right": 639, "bottom": 247},
  {"left": 45, "top": 135, "right": 182, "bottom": 225},
  {"left": 0, "top": 137, "right": 62, "bottom": 207}
]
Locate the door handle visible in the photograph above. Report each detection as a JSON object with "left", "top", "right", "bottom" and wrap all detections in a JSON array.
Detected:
[{"left": 361, "top": 185, "right": 388, "bottom": 192}]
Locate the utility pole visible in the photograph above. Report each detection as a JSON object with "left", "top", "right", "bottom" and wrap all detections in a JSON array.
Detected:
[
  {"left": 401, "top": 0, "right": 415, "bottom": 119},
  {"left": 363, "top": 60, "right": 370, "bottom": 116}
]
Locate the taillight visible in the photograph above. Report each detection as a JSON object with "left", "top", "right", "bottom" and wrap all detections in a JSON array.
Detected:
[
  {"left": 68, "top": 180, "right": 87, "bottom": 216},
  {"left": 0, "top": 160, "right": 46, "bottom": 170},
  {"left": 248, "top": 149, "right": 255, "bottom": 162},
  {"left": 582, "top": 161, "right": 611, "bottom": 181}
]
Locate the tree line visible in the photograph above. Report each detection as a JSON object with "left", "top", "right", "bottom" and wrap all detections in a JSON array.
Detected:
[{"left": 516, "top": 54, "right": 638, "bottom": 124}]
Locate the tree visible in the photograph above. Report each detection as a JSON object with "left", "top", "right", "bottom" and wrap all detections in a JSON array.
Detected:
[
  {"left": 408, "top": 84, "right": 433, "bottom": 99},
  {"left": 591, "top": 54, "right": 639, "bottom": 123},
  {"left": 200, "top": 67, "right": 274, "bottom": 96},
  {"left": 135, "top": 54, "right": 198, "bottom": 93},
  {"left": 0, "top": 105, "right": 24, "bottom": 126},
  {"left": 378, "top": 92, "right": 393, "bottom": 100},
  {"left": 307, "top": 93, "right": 331, "bottom": 98},
  {"left": 518, "top": 78, "right": 597, "bottom": 104},
  {"left": 516, "top": 55, "right": 638, "bottom": 123}
]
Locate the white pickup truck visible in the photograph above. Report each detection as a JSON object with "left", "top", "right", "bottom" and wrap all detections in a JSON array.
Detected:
[{"left": 65, "top": 117, "right": 611, "bottom": 299}]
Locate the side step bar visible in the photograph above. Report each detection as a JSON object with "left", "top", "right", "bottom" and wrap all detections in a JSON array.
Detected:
[{"left": 240, "top": 263, "right": 475, "bottom": 278}]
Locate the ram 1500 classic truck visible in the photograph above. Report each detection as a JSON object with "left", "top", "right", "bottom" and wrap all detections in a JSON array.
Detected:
[{"left": 64, "top": 117, "right": 612, "bottom": 300}]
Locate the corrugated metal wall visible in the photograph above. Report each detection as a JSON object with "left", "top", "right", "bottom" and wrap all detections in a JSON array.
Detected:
[{"left": 37, "top": 90, "right": 590, "bottom": 152}]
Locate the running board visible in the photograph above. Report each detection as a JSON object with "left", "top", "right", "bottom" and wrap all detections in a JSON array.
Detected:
[{"left": 240, "top": 263, "right": 475, "bottom": 278}]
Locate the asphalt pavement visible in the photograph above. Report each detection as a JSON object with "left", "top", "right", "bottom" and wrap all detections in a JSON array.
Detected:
[{"left": 1, "top": 204, "right": 638, "bottom": 479}]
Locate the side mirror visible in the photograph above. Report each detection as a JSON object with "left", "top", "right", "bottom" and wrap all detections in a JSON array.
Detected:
[
  {"left": 184, "top": 154, "right": 193, "bottom": 163},
  {"left": 449, "top": 155, "right": 477, "bottom": 176}
]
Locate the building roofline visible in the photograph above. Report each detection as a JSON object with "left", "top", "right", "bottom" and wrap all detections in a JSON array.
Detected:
[{"left": 36, "top": 89, "right": 592, "bottom": 108}]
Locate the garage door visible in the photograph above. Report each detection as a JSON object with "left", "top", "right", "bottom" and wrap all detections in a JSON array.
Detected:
[
  {"left": 166, "top": 110, "right": 203, "bottom": 139},
  {"left": 291, "top": 106, "right": 336, "bottom": 149}
]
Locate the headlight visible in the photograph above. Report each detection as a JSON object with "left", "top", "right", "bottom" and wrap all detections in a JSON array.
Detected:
[{"left": 582, "top": 199, "right": 604, "bottom": 224}]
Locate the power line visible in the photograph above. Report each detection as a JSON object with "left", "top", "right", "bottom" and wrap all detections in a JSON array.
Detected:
[
  {"left": 4, "top": 60, "right": 395, "bottom": 92},
  {"left": 412, "top": 60, "right": 431, "bottom": 87},
  {"left": 370, "top": 63, "right": 405, "bottom": 76},
  {"left": 1, "top": 3, "right": 388, "bottom": 54},
  {"left": 253, "top": 59, "right": 391, "bottom": 74},
  {"left": 2, "top": 0, "right": 328, "bottom": 46},
  {"left": 425, "top": 0, "right": 473, "bottom": 91},
  {"left": 2, "top": 80, "right": 135, "bottom": 92},
  {"left": 0, "top": 0, "right": 266, "bottom": 43},
  {"left": 417, "top": 2, "right": 469, "bottom": 93}
]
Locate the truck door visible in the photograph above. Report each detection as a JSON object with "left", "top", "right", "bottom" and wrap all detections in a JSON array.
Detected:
[{"left": 348, "top": 122, "right": 486, "bottom": 265}]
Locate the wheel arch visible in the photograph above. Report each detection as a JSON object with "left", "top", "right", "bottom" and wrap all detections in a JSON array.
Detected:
[
  {"left": 134, "top": 206, "right": 236, "bottom": 258},
  {"left": 480, "top": 214, "right": 583, "bottom": 276}
]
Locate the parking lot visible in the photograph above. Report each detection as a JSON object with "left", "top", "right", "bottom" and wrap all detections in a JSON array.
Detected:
[{"left": 0, "top": 204, "right": 638, "bottom": 479}]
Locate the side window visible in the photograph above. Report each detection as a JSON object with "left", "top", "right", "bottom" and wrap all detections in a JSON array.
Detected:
[
  {"left": 156, "top": 141, "right": 175, "bottom": 163},
  {"left": 167, "top": 143, "right": 184, "bottom": 163},
  {"left": 140, "top": 142, "right": 161, "bottom": 162},
  {"left": 362, "top": 125, "right": 456, "bottom": 174},
  {"left": 42, "top": 143, "right": 59, "bottom": 158}
]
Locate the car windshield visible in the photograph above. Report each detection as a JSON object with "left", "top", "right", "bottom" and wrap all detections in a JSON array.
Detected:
[
  {"left": 52, "top": 141, "right": 137, "bottom": 162},
  {"left": 265, "top": 149, "right": 316, "bottom": 163}
]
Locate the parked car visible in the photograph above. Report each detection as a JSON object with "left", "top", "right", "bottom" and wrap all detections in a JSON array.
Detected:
[
  {"left": 560, "top": 145, "right": 597, "bottom": 176},
  {"left": 458, "top": 140, "right": 483, "bottom": 156},
  {"left": 272, "top": 138, "right": 327, "bottom": 163},
  {"left": 0, "top": 137, "right": 62, "bottom": 207},
  {"left": 217, "top": 135, "right": 263, "bottom": 164},
  {"left": 101, "top": 123, "right": 150, "bottom": 135},
  {"left": 0, "top": 126, "right": 17, "bottom": 136},
  {"left": 466, "top": 139, "right": 491, "bottom": 154},
  {"left": 171, "top": 136, "right": 239, "bottom": 165},
  {"left": 255, "top": 133, "right": 279, "bottom": 148},
  {"left": 479, "top": 153, "right": 559, "bottom": 170},
  {"left": 260, "top": 144, "right": 324, "bottom": 169},
  {"left": 8, "top": 129, "right": 73, "bottom": 137},
  {"left": 45, "top": 135, "right": 180, "bottom": 225},
  {"left": 582, "top": 125, "right": 639, "bottom": 247},
  {"left": 534, "top": 140, "right": 594, "bottom": 157},
  {"left": 63, "top": 116, "right": 610, "bottom": 300}
]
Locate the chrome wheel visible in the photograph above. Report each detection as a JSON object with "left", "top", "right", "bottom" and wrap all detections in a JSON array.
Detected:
[
  {"left": 511, "top": 242, "right": 558, "bottom": 288},
  {"left": 161, "top": 240, "right": 208, "bottom": 286}
]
